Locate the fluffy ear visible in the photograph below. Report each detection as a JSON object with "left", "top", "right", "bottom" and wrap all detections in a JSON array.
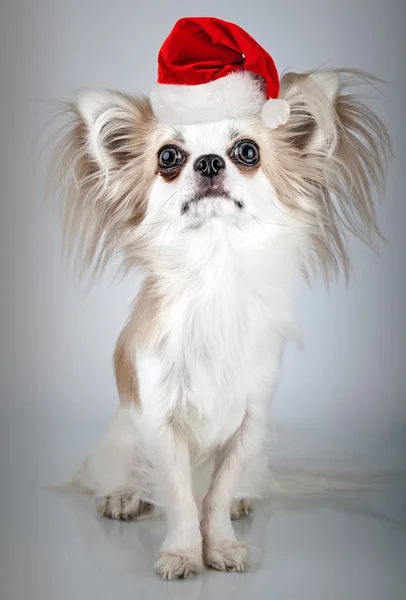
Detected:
[
  {"left": 75, "top": 89, "right": 151, "bottom": 171},
  {"left": 279, "top": 69, "right": 342, "bottom": 153},
  {"left": 273, "top": 69, "right": 391, "bottom": 280},
  {"left": 49, "top": 91, "right": 156, "bottom": 278}
]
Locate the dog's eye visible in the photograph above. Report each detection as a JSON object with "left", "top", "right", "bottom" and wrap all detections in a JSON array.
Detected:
[
  {"left": 231, "top": 140, "right": 260, "bottom": 166},
  {"left": 158, "top": 146, "right": 185, "bottom": 170}
]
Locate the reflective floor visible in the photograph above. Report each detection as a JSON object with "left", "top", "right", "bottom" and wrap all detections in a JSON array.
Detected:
[{"left": 1, "top": 421, "right": 405, "bottom": 600}]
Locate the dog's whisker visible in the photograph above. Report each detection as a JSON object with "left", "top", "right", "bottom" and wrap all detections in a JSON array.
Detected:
[{"left": 238, "top": 182, "right": 317, "bottom": 228}]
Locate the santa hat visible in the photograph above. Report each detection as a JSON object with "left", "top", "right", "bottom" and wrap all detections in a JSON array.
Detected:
[{"left": 150, "top": 17, "right": 290, "bottom": 130}]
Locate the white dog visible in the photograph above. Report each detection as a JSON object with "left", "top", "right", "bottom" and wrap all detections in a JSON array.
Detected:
[{"left": 50, "top": 17, "right": 390, "bottom": 580}]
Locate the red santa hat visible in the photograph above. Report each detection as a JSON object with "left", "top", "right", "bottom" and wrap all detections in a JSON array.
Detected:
[{"left": 150, "top": 17, "right": 290, "bottom": 129}]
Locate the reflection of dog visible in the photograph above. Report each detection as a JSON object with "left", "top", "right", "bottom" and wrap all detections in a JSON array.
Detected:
[{"left": 50, "top": 17, "right": 390, "bottom": 579}]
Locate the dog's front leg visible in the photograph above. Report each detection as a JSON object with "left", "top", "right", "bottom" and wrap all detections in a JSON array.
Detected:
[
  {"left": 201, "top": 407, "right": 264, "bottom": 572},
  {"left": 137, "top": 353, "right": 203, "bottom": 579},
  {"left": 152, "top": 425, "right": 203, "bottom": 579}
]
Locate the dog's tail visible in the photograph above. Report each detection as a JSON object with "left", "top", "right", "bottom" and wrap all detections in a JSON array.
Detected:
[
  {"left": 265, "top": 465, "right": 396, "bottom": 496},
  {"left": 235, "top": 428, "right": 401, "bottom": 500}
]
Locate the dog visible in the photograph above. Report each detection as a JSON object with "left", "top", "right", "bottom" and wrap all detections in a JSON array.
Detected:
[{"left": 50, "top": 17, "right": 391, "bottom": 580}]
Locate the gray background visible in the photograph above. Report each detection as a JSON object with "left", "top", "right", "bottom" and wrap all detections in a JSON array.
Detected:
[{"left": 1, "top": 2, "right": 405, "bottom": 599}]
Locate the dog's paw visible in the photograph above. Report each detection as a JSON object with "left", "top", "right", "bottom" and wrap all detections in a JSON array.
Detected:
[
  {"left": 155, "top": 549, "right": 204, "bottom": 580},
  {"left": 96, "top": 492, "right": 154, "bottom": 521},
  {"left": 230, "top": 499, "right": 253, "bottom": 521},
  {"left": 204, "top": 540, "right": 250, "bottom": 572}
]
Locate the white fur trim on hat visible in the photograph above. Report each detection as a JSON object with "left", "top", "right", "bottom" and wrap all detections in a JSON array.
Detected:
[{"left": 151, "top": 71, "right": 268, "bottom": 126}]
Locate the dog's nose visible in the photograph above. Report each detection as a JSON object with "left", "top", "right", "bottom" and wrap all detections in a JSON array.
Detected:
[{"left": 194, "top": 154, "right": 226, "bottom": 178}]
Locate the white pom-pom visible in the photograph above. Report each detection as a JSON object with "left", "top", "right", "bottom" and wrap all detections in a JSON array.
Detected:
[{"left": 261, "top": 98, "right": 290, "bottom": 129}]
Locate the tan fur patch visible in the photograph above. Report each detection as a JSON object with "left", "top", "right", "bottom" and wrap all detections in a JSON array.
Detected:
[
  {"left": 113, "top": 327, "right": 140, "bottom": 409},
  {"left": 114, "top": 276, "right": 163, "bottom": 409}
]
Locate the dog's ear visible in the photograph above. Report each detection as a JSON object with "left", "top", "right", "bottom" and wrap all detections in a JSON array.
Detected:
[
  {"left": 49, "top": 91, "right": 156, "bottom": 278},
  {"left": 278, "top": 70, "right": 341, "bottom": 154},
  {"left": 76, "top": 89, "right": 154, "bottom": 171},
  {"left": 273, "top": 70, "right": 391, "bottom": 280}
]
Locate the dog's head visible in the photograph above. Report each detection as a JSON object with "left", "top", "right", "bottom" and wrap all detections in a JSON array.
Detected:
[
  {"left": 151, "top": 120, "right": 264, "bottom": 226},
  {"left": 51, "top": 70, "right": 390, "bottom": 279}
]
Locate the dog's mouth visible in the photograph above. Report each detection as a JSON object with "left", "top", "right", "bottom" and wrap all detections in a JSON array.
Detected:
[{"left": 181, "top": 190, "right": 244, "bottom": 215}]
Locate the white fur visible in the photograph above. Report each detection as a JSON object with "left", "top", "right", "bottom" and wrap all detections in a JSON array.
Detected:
[
  {"left": 151, "top": 70, "right": 267, "bottom": 126},
  {"left": 311, "top": 70, "right": 341, "bottom": 102}
]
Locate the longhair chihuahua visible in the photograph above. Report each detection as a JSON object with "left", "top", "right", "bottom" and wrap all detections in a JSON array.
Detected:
[{"left": 50, "top": 17, "right": 391, "bottom": 579}]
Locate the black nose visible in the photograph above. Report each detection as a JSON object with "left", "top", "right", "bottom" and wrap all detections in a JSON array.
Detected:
[{"left": 194, "top": 154, "right": 226, "bottom": 178}]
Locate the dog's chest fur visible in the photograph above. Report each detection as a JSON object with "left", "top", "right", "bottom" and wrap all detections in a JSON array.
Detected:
[{"left": 148, "top": 223, "right": 300, "bottom": 452}]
